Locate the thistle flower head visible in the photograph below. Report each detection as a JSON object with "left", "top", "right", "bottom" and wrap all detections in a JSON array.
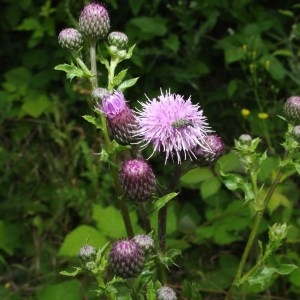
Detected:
[
  {"left": 79, "top": 2, "right": 110, "bottom": 39},
  {"left": 156, "top": 286, "right": 177, "bottom": 300},
  {"left": 133, "top": 234, "right": 155, "bottom": 253},
  {"left": 108, "top": 31, "right": 128, "bottom": 49},
  {"left": 58, "top": 28, "right": 83, "bottom": 50},
  {"left": 98, "top": 91, "right": 136, "bottom": 145},
  {"left": 120, "top": 158, "right": 156, "bottom": 202},
  {"left": 135, "top": 90, "right": 211, "bottom": 163},
  {"left": 109, "top": 239, "right": 145, "bottom": 278},
  {"left": 194, "top": 134, "right": 224, "bottom": 165},
  {"left": 284, "top": 96, "right": 300, "bottom": 122}
]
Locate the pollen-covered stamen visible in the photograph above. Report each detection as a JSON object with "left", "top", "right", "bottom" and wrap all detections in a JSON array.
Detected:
[{"left": 171, "top": 119, "right": 193, "bottom": 129}]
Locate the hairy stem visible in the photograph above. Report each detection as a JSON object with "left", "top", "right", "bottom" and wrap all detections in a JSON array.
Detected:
[{"left": 90, "top": 39, "right": 98, "bottom": 88}]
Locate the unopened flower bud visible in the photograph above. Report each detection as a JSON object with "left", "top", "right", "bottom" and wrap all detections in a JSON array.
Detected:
[
  {"left": 157, "top": 286, "right": 177, "bottom": 300},
  {"left": 108, "top": 31, "right": 128, "bottom": 49},
  {"left": 120, "top": 158, "right": 156, "bottom": 202},
  {"left": 79, "top": 2, "right": 110, "bottom": 39},
  {"left": 78, "top": 244, "right": 97, "bottom": 264},
  {"left": 284, "top": 96, "right": 300, "bottom": 122},
  {"left": 58, "top": 28, "right": 83, "bottom": 50},
  {"left": 269, "top": 223, "right": 288, "bottom": 244},
  {"left": 194, "top": 135, "right": 224, "bottom": 164},
  {"left": 292, "top": 125, "right": 300, "bottom": 141},
  {"left": 239, "top": 134, "right": 252, "bottom": 144},
  {"left": 91, "top": 87, "right": 109, "bottom": 101},
  {"left": 109, "top": 239, "right": 144, "bottom": 278},
  {"left": 99, "top": 91, "right": 136, "bottom": 145},
  {"left": 133, "top": 234, "right": 154, "bottom": 254}
]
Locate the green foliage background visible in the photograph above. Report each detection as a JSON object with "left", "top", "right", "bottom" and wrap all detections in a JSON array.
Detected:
[{"left": 1, "top": 0, "right": 300, "bottom": 299}]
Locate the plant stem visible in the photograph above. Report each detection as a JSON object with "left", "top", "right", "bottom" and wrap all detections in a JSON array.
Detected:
[
  {"left": 225, "top": 155, "right": 286, "bottom": 300},
  {"left": 88, "top": 39, "right": 134, "bottom": 238},
  {"left": 90, "top": 39, "right": 98, "bottom": 88},
  {"left": 139, "top": 202, "right": 152, "bottom": 233}
]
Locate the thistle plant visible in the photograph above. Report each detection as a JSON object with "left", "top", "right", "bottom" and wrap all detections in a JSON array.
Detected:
[{"left": 55, "top": 2, "right": 298, "bottom": 299}]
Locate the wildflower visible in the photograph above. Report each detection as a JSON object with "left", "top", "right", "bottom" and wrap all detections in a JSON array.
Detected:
[
  {"left": 97, "top": 90, "right": 136, "bottom": 145},
  {"left": 120, "top": 158, "right": 156, "bottom": 202},
  {"left": 58, "top": 28, "right": 83, "bottom": 51},
  {"left": 241, "top": 108, "right": 250, "bottom": 117},
  {"left": 79, "top": 2, "right": 110, "bottom": 39},
  {"left": 258, "top": 112, "right": 269, "bottom": 119},
  {"left": 284, "top": 96, "right": 300, "bottom": 122},
  {"left": 135, "top": 90, "right": 211, "bottom": 163},
  {"left": 156, "top": 286, "right": 177, "bottom": 300},
  {"left": 109, "top": 239, "right": 145, "bottom": 278}
]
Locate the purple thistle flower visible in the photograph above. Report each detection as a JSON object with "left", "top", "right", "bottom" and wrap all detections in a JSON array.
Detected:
[
  {"left": 97, "top": 91, "right": 136, "bottom": 145},
  {"left": 135, "top": 90, "right": 212, "bottom": 163}
]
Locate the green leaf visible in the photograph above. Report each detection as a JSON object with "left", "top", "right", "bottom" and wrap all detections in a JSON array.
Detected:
[
  {"left": 92, "top": 204, "right": 129, "bottom": 238},
  {"left": 0, "top": 220, "right": 21, "bottom": 255},
  {"left": 58, "top": 225, "right": 107, "bottom": 257},
  {"left": 163, "top": 34, "right": 180, "bottom": 53},
  {"left": 150, "top": 192, "right": 178, "bottom": 214},
  {"left": 180, "top": 167, "right": 214, "bottom": 188},
  {"left": 278, "top": 9, "right": 294, "bottom": 18},
  {"left": 54, "top": 63, "right": 92, "bottom": 80},
  {"left": 113, "top": 69, "right": 128, "bottom": 86},
  {"left": 82, "top": 115, "right": 103, "bottom": 129},
  {"left": 272, "top": 49, "right": 293, "bottom": 57},
  {"left": 200, "top": 177, "right": 221, "bottom": 199},
  {"left": 21, "top": 94, "right": 51, "bottom": 118},
  {"left": 60, "top": 267, "right": 82, "bottom": 277},
  {"left": 129, "top": 17, "right": 167, "bottom": 37},
  {"left": 36, "top": 280, "right": 82, "bottom": 300},
  {"left": 248, "top": 264, "right": 298, "bottom": 289},
  {"left": 129, "top": 0, "right": 146, "bottom": 15},
  {"left": 117, "top": 77, "right": 139, "bottom": 91},
  {"left": 125, "top": 44, "right": 136, "bottom": 60}
]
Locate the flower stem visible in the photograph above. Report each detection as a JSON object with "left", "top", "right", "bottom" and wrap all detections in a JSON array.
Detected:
[
  {"left": 225, "top": 155, "right": 286, "bottom": 300},
  {"left": 139, "top": 202, "right": 152, "bottom": 233},
  {"left": 88, "top": 39, "right": 134, "bottom": 238},
  {"left": 90, "top": 39, "right": 98, "bottom": 88}
]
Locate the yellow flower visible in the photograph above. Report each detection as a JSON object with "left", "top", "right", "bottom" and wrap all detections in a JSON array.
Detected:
[
  {"left": 241, "top": 108, "right": 250, "bottom": 117},
  {"left": 258, "top": 112, "right": 269, "bottom": 119}
]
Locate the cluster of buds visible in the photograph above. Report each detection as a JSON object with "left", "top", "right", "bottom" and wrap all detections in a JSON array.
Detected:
[{"left": 58, "top": 2, "right": 110, "bottom": 52}]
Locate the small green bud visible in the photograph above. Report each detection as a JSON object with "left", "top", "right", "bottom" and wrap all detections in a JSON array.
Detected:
[
  {"left": 239, "top": 134, "right": 252, "bottom": 144},
  {"left": 108, "top": 31, "right": 128, "bottom": 49},
  {"left": 78, "top": 244, "right": 97, "bottom": 264},
  {"left": 269, "top": 223, "right": 288, "bottom": 248},
  {"left": 58, "top": 28, "right": 83, "bottom": 51}
]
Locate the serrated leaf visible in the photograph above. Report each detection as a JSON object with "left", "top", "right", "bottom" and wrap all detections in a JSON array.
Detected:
[
  {"left": 248, "top": 264, "right": 298, "bottom": 289},
  {"left": 60, "top": 267, "right": 82, "bottom": 277},
  {"left": 150, "top": 192, "right": 178, "bottom": 214},
  {"left": 82, "top": 115, "right": 103, "bottom": 129},
  {"left": 113, "top": 69, "right": 128, "bottom": 86},
  {"left": 118, "top": 77, "right": 139, "bottom": 91},
  {"left": 125, "top": 44, "right": 136, "bottom": 59},
  {"left": 54, "top": 63, "right": 85, "bottom": 80}
]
